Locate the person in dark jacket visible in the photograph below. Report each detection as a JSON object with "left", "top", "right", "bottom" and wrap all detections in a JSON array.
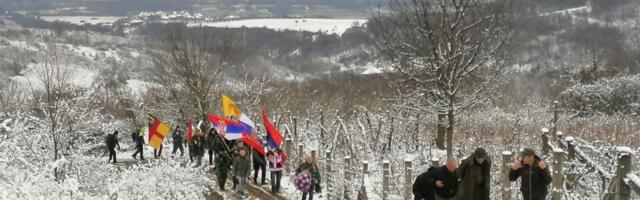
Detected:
[
  {"left": 252, "top": 147, "right": 267, "bottom": 185},
  {"left": 509, "top": 148, "right": 552, "bottom": 200},
  {"left": 131, "top": 128, "right": 145, "bottom": 160},
  {"left": 171, "top": 125, "right": 184, "bottom": 157},
  {"left": 233, "top": 148, "right": 251, "bottom": 198},
  {"left": 207, "top": 128, "right": 217, "bottom": 166},
  {"left": 457, "top": 148, "right": 491, "bottom": 200},
  {"left": 412, "top": 158, "right": 459, "bottom": 200},
  {"left": 212, "top": 133, "right": 232, "bottom": 191},
  {"left": 232, "top": 141, "right": 248, "bottom": 189},
  {"left": 192, "top": 130, "right": 206, "bottom": 167},
  {"left": 105, "top": 131, "right": 120, "bottom": 163}
]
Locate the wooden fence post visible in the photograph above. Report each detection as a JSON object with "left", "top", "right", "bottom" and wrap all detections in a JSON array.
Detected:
[
  {"left": 293, "top": 116, "right": 298, "bottom": 139},
  {"left": 502, "top": 151, "right": 513, "bottom": 200},
  {"left": 565, "top": 137, "right": 575, "bottom": 160},
  {"left": 404, "top": 159, "right": 413, "bottom": 200},
  {"left": 320, "top": 110, "right": 325, "bottom": 140},
  {"left": 551, "top": 101, "right": 560, "bottom": 135},
  {"left": 326, "top": 151, "right": 332, "bottom": 200},
  {"left": 298, "top": 143, "right": 304, "bottom": 162},
  {"left": 345, "top": 156, "right": 352, "bottom": 180},
  {"left": 552, "top": 149, "right": 565, "bottom": 200},
  {"left": 311, "top": 149, "right": 317, "bottom": 162},
  {"left": 285, "top": 138, "right": 292, "bottom": 174},
  {"left": 541, "top": 128, "right": 551, "bottom": 155},
  {"left": 358, "top": 161, "right": 369, "bottom": 200},
  {"left": 431, "top": 158, "right": 440, "bottom": 167},
  {"left": 608, "top": 147, "right": 633, "bottom": 200},
  {"left": 383, "top": 160, "right": 390, "bottom": 200}
]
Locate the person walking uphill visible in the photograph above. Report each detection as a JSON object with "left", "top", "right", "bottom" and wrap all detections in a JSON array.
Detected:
[
  {"left": 192, "top": 130, "right": 206, "bottom": 167},
  {"left": 267, "top": 147, "right": 287, "bottom": 193},
  {"left": 131, "top": 128, "right": 145, "bottom": 160},
  {"left": 457, "top": 148, "right": 491, "bottom": 200},
  {"left": 252, "top": 147, "right": 267, "bottom": 185},
  {"left": 509, "top": 148, "right": 552, "bottom": 200},
  {"left": 212, "top": 133, "right": 232, "bottom": 191},
  {"left": 412, "top": 157, "right": 459, "bottom": 200},
  {"left": 105, "top": 131, "right": 120, "bottom": 163},
  {"left": 233, "top": 148, "right": 251, "bottom": 198},
  {"left": 171, "top": 125, "right": 184, "bottom": 157},
  {"left": 295, "top": 155, "right": 321, "bottom": 200}
]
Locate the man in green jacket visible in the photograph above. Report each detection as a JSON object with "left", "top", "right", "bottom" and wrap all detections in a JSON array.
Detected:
[{"left": 457, "top": 148, "right": 491, "bottom": 200}]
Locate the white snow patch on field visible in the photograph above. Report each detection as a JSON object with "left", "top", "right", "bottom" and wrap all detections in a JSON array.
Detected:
[
  {"left": 189, "top": 18, "right": 367, "bottom": 35},
  {"left": 40, "top": 16, "right": 123, "bottom": 25}
]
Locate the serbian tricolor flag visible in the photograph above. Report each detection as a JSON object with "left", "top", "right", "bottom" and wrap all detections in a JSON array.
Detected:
[
  {"left": 148, "top": 115, "right": 170, "bottom": 149},
  {"left": 185, "top": 117, "right": 193, "bottom": 142},
  {"left": 262, "top": 110, "right": 284, "bottom": 149},
  {"left": 208, "top": 114, "right": 253, "bottom": 140},
  {"left": 221, "top": 94, "right": 256, "bottom": 129}
]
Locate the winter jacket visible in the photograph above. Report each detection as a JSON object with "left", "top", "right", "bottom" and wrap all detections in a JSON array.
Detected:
[
  {"left": 253, "top": 148, "right": 266, "bottom": 165},
  {"left": 105, "top": 134, "right": 120, "bottom": 149},
  {"left": 412, "top": 166, "right": 459, "bottom": 200},
  {"left": 133, "top": 129, "right": 144, "bottom": 146},
  {"left": 233, "top": 155, "right": 252, "bottom": 178},
  {"left": 508, "top": 156, "right": 552, "bottom": 200},
  {"left": 192, "top": 135, "right": 205, "bottom": 156},
  {"left": 267, "top": 150, "right": 287, "bottom": 171},
  {"left": 296, "top": 162, "right": 321, "bottom": 184},
  {"left": 457, "top": 157, "right": 491, "bottom": 200},
  {"left": 172, "top": 129, "right": 183, "bottom": 144}
]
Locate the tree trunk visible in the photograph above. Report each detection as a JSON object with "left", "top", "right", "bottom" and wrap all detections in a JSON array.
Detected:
[
  {"left": 446, "top": 109, "right": 455, "bottom": 158},
  {"left": 436, "top": 113, "right": 446, "bottom": 150}
]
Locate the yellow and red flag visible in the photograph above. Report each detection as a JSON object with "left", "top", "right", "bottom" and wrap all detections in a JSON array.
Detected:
[{"left": 148, "top": 115, "right": 170, "bottom": 149}]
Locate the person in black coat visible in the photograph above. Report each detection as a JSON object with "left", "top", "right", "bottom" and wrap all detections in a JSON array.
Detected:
[
  {"left": 413, "top": 158, "right": 459, "bottom": 200},
  {"left": 171, "top": 125, "right": 184, "bottom": 157},
  {"left": 105, "top": 131, "right": 120, "bottom": 163},
  {"left": 457, "top": 148, "right": 491, "bottom": 200},
  {"left": 252, "top": 147, "right": 267, "bottom": 185},
  {"left": 509, "top": 148, "right": 552, "bottom": 200}
]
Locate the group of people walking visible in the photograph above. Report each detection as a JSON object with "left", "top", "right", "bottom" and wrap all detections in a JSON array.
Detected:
[
  {"left": 104, "top": 126, "right": 313, "bottom": 199},
  {"left": 413, "top": 147, "right": 552, "bottom": 200},
  {"left": 105, "top": 128, "right": 553, "bottom": 200}
]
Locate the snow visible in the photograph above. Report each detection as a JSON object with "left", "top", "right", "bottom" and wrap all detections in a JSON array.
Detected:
[
  {"left": 553, "top": 148, "right": 565, "bottom": 153},
  {"left": 565, "top": 136, "right": 575, "bottom": 142},
  {"left": 627, "top": 174, "right": 640, "bottom": 189},
  {"left": 502, "top": 151, "right": 513, "bottom": 156},
  {"left": 40, "top": 16, "right": 123, "bottom": 26},
  {"left": 541, "top": 128, "right": 550, "bottom": 133},
  {"left": 188, "top": 18, "right": 367, "bottom": 35},
  {"left": 616, "top": 146, "right": 634, "bottom": 155}
]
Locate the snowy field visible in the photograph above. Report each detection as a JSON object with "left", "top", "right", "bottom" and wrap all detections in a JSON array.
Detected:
[
  {"left": 188, "top": 18, "right": 367, "bottom": 35},
  {"left": 40, "top": 16, "right": 123, "bottom": 26}
]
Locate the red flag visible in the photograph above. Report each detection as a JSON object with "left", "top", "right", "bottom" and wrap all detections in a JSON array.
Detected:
[
  {"left": 242, "top": 132, "right": 266, "bottom": 156},
  {"left": 186, "top": 117, "right": 193, "bottom": 142},
  {"left": 262, "top": 110, "right": 284, "bottom": 149}
]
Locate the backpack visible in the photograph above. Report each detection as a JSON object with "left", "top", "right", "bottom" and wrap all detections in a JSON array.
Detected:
[
  {"left": 131, "top": 130, "right": 138, "bottom": 142},
  {"left": 294, "top": 170, "right": 311, "bottom": 192}
]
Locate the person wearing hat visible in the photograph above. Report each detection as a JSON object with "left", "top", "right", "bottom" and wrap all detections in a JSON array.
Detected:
[
  {"left": 412, "top": 157, "right": 459, "bottom": 200},
  {"left": 457, "top": 148, "right": 491, "bottom": 200},
  {"left": 509, "top": 148, "right": 552, "bottom": 200}
]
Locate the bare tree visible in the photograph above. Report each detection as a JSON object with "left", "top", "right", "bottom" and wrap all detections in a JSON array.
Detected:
[
  {"left": 371, "top": 0, "right": 514, "bottom": 157},
  {"left": 150, "top": 26, "right": 234, "bottom": 131},
  {"left": 34, "top": 50, "right": 73, "bottom": 181}
]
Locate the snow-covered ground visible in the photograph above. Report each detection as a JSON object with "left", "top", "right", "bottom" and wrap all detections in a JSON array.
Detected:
[
  {"left": 188, "top": 18, "right": 367, "bottom": 35},
  {"left": 40, "top": 16, "right": 123, "bottom": 26}
]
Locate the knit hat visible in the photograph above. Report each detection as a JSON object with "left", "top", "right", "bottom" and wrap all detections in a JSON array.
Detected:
[
  {"left": 473, "top": 148, "right": 488, "bottom": 158},
  {"left": 520, "top": 148, "right": 536, "bottom": 157}
]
